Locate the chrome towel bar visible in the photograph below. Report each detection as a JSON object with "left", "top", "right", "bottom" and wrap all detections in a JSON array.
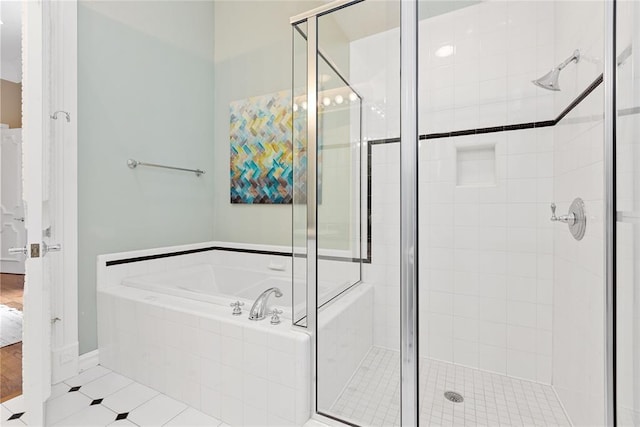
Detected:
[{"left": 127, "top": 159, "right": 205, "bottom": 177}]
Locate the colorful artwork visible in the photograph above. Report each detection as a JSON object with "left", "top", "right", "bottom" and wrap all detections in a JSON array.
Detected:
[{"left": 230, "top": 91, "right": 293, "bottom": 204}]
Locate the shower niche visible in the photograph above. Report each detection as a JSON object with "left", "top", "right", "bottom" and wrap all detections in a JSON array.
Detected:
[{"left": 455, "top": 143, "right": 497, "bottom": 187}]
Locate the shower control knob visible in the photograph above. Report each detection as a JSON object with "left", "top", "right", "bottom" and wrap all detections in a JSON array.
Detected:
[
  {"left": 270, "top": 309, "right": 283, "bottom": 325},
  {"left": 549, "top": 198, "right": 586, "bottom": 241},
  {"left": 550, "top": 202, "right": 575, "bottom": 225},
  {"left": 230, "top": 301, "right": 244, "bottom": 316}
]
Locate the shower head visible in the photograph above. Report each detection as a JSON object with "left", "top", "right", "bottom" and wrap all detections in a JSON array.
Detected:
[{"left": 532, "top": 49, "right": 580, "bottom": 91}]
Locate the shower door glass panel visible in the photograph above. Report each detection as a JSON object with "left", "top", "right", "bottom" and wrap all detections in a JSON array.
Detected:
[
  {"left": 316, "top": 51, "right": 362, "bottom": 304},
  {"left": 316, "top": 2, "right": 401, "bottom": 425},
  {"left": 616, "top": 1, "right": 640, "bottom": 424},
  {"left": 418, "top": 1, "right": 606, "bottom": 425}
]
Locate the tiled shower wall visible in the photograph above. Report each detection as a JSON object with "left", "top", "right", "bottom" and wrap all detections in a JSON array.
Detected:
[
  {"left": 420, "top": 128, "right": 554, "bottom": 383},
  {"left": 355, "top": 1, "right": 557, "bottom": 383}
]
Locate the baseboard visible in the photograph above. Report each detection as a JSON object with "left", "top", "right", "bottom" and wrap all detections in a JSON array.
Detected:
[
  {"left": 78, "top": 349, "right": 99, "bottom": 372},
  {"left": 52, "top": 342, "right": 79, "bottom": 384}
]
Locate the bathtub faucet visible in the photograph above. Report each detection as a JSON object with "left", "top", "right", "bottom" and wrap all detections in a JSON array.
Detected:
[{"left": 248, "top": 287, "right": 283, "bottom": 321}]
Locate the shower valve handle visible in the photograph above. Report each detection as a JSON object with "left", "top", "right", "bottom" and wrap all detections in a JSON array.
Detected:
[{"left": 550, "top": 203, "right": 576, "bottom": 225}]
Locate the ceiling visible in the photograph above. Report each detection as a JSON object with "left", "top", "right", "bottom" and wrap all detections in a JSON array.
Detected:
[{"left": 1, "top": 0, "right": 22, "bottom": 83}]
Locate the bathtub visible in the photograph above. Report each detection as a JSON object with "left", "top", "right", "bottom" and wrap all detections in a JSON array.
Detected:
[
  {"left": 122, "top": 264, "right": 294, "bottom": 318},
  {"left": 96, "top": 241, "right": 370, "bottom": 426}
]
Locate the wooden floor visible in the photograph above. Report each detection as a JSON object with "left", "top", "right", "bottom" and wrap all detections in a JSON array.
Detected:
[{"left": 1, "top": 273, "right": 24, "bottom": 403}]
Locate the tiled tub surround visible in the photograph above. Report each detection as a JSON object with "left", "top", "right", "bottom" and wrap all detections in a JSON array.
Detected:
[
  {"left": 97, "top": 242, "right": 313, "bottom": 426},
  {"left": 98, "top": 286, "right": 311, "bottom": 427},
  {"left": 97, "top": 242, "right": 373, "bottom": 427},
  {"left": 317, "top": 284, "right": 374, "bottom": 412}
]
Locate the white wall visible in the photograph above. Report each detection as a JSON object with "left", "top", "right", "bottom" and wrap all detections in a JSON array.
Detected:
[
  {"left": 419, "top": 128, "right": 555, "bottom": 383},
  {"left": 551, "top": 1, "right": 606, "bottom": 425},
  {"left": 78, "top": 1, "right": 216, "bottom": 353}
]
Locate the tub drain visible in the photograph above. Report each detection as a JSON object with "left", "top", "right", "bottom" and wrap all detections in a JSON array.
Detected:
[{"left": 444, "top": 391, "right": 464, "bottom": 403}]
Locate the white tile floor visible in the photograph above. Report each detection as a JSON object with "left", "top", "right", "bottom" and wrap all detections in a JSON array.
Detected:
[
  {"left": 329, "top": 347, "right": 572, "bottom": 427},
  {"left": 1, "top": 352, "right": 576, "bottom": 427},
  {"left": 1, "top": 366, "right": 227, "bottom": 427}
]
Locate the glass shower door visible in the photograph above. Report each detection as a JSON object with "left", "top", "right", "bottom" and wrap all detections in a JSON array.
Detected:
[{"left": 292, "top": 1, "right": 403, "bottom": 425}]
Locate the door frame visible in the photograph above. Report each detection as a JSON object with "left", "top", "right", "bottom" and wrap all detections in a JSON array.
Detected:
[
  {"left": 47, "top": 0, "right": 80, "bottom": 385},
  {"left": 22, "top": 0, "right": 79, "bottom": 399}
]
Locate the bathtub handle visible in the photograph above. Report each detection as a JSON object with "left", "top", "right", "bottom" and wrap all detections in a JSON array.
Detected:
[
  {"left": 230, "top": 301, "right": 244, "bottom": 316},
  {"left": 269, "top": 309, "right": 283, "bottom": 325}
]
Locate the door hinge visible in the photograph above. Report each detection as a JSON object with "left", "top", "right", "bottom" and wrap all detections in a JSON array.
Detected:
[{"left": 30, "top": 243, "right": 40, "bottom": 258}]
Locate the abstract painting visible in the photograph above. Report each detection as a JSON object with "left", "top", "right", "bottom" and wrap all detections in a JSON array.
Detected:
[{"left": 230, "top": 91, "right": 293, "bottom": 204}]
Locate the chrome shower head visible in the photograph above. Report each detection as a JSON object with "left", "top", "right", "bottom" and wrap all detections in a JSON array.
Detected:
[
  {"left": 532, "top": 49, "right": 580, "bottom": 91},
  {"left": 532, "top": 68, "right": 562, "bottom": 91}
]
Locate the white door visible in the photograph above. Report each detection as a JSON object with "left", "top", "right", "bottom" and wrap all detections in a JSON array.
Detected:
[
  {"left": 1, "top": 127, "right": 26, "bottom": 274},
  {"left": 19, "top": 1, "right": 56, "bottom": 424}
]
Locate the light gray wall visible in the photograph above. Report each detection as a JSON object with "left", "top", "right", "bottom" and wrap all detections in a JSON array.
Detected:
[
  {"left": 78, "top": 1, "right": 216, "bottom": 353},
  {"left": 78, "top": 0, "right": 353, "bottom": 354}
]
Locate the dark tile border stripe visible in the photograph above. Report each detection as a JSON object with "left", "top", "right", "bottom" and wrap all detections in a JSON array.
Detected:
[
  {"left": 106, "top": 245, "right": 370, "bottom": 267},
  {"left": 106, "top": 75, "right": 607, "bottom": 270},
  {"left": 105, "top": 246, "right": 290, "bottom": 267},
  {"left": 370, "top": 73, "right": 604, "bottom": 145}
]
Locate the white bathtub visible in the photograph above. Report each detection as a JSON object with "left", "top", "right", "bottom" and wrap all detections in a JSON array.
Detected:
[
  {"left": 122, "top": 264, "right": 293, "bottom": 318},
  {"left": 96, "top": 241, "right": 372, "bottom": 427}
]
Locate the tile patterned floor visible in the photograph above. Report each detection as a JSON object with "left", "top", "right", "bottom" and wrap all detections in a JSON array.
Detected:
[
  {"left": 329, "top": 347, "right": 572, "bottom": 427},
  {"left": 0, "top": 350, "right": 581, "bottom": 427},
  {"left": 1, "top": 366, "right": 227, "bottom": 426}
]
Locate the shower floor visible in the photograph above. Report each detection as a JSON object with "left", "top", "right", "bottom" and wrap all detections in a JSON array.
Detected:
[{"left": 328, "top": 347, "right": 572, "bottom": 427}]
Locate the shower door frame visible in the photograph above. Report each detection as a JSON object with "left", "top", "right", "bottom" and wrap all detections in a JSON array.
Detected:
[
  {"left": 294, "top": 0, "right": 619, "bottom": 425},
  {"left": 291, "top": 0, "right": 420, "bottom": 425},
  {"left": 604, "top": 0, "right": 616, "bottom": 426}
]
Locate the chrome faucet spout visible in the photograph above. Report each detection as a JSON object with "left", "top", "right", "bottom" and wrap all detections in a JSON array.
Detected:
[{"left": 248, "top": 287, "right": 283, "bottom": 321}]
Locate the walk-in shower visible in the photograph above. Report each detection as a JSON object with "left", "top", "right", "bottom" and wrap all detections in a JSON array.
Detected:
[
  {"left": 293, "top": 0, "right": 624, "bottom": 426},
  {"left": 532, "top": 49, "right": 581, "bottom": 91}
]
